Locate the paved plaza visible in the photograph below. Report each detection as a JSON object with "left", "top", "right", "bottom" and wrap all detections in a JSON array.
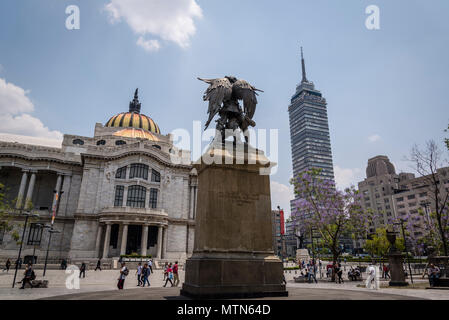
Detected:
[{"left": 0, "top": 268, "right": 448, "bottom": 300}]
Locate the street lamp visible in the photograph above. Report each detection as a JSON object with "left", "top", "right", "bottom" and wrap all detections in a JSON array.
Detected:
[
  {"left": 42, "top": 225, "right": 61, "bottom": 277},
  {"left": 12, "top": 209, "right": 39, "bottom": 288},
  {"left": 394, "top": 219, "right": 414, "bottom": 284},
  {"left": 31, "top": 223, "right": 45, "bottom": 264}
]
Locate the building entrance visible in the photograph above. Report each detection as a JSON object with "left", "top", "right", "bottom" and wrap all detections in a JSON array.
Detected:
[{"left": 126, "top": 225, "right": 142, "bottom": 255}]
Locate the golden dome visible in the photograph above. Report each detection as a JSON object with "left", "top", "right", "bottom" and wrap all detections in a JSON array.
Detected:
[
  {"left": 113, "top": 128, "right": 160, "bottom": 142},
  {"left": 106, "top": 112, "right": 161, "bottom": 134},
  {"left": 105, "top": 89, "right": 161, "bottom": 134}
]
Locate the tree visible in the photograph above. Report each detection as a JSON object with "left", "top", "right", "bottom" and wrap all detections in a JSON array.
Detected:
[
  {"left": 290, "top": 168, "right": 372, "bottom": 265},
  {"left": 410, "top": 140, "right": 449, "bottom": 256},
  {"left": 363, "top": 228, "right": 404, "bottom": 259},
  {"left": 0, "top": 182, "right": 20, "bottom": 242}
]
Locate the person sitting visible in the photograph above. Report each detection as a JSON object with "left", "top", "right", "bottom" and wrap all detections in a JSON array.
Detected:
[{"left": 428, "top": 263, "right": 441, "bottom": 287}]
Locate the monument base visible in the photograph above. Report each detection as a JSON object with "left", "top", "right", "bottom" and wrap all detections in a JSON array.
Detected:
[
  {"left": 296, "top": 249, "right": 310, "bottom": 264},
  {"left": 389, "top": 281, "right": 409, "bottom": 287},
  {"left": 181, "top": 255, "right": 288, "bottom": 299}
]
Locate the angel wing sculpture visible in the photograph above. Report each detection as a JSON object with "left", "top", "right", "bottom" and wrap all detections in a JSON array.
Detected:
[{"left": 198, "top": 76, "right": 263, "bottom": 143}]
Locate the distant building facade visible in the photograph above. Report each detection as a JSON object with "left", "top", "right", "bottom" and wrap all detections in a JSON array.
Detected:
[
  {"left": 356, "top": 155, "right": 449, "bottom": 253},
  {"left": 271, "top": 209, "right": 285, "bottom": 258},
  {"left": 0, "top": 90, "right": 197, "bottom": 263}
]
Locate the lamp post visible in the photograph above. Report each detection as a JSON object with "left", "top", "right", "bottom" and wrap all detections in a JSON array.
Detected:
[
  {"left": 310, "top": 227, "right": 316, "bottom": 277},
  {"left": 394, "top": 219, "right": 414, "bottom": 284},
  {"left": 42, "top": 225, "right": 60, "bottom": 277},
  {"left": 12, "top": 209, "right": 39, "bottom": 288}
]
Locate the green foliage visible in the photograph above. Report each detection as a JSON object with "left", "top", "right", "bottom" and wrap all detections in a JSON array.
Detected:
[{"left": 363, "top": 228, "right": 405, "bottom": 258}]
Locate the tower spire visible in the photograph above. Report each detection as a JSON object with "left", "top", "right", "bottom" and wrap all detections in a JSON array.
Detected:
[
  {"left": 129, "top": 88, "right": 142, "bottom": 113},
  {"left": 301, "top": 46, "right": 308, "bottom": 83}
]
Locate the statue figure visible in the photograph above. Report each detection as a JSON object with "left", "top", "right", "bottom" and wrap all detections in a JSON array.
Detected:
[{"left": 198, "top": 76, "right": 263, "bottom": 143}]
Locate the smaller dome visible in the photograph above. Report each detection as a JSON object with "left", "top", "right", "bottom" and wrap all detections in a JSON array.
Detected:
[{"left": 114, "top": 128, "right": 160, "bottom": 142}]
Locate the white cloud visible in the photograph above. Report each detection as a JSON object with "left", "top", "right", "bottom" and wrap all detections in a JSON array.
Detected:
[
  {"left": 0, "top": 78, "right": 34, "bottom": 114},
  {"left": 334, "top": 165, "right": 364, "bottom": 190},
  {"left": 137, "top": 37, "right": 161, "bottom": 52},
  {"left": 0, "top": 133, "right": 61, "bottom": 148},
  {"left": 271, "top": 181, "right": 294, "bottom": 219},
  {"left": 105, "top": 0, "right": 203, "bottom": 51},
  {"left": 0, "top": 77, "right": 63, "bottom": 143},
  {"left": 368, "top": 134, "right": 381, "bottom": 143}
]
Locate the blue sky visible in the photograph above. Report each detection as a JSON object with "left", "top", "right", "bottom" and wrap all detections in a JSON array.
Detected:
[{"left": 1, "top": 0, "right": 448, "bottom": 216}]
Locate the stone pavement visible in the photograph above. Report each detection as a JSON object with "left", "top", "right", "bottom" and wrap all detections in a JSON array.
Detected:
[{"left": 0, "top": 269, "right": 447, "bottom": 300}]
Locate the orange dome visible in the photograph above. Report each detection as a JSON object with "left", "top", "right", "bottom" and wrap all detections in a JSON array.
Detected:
[
  {"left": 113, "top": 128, "right": 159, "bottom": 142},
  {"left": 106, "top": 112, "right": 161, "bottom": 134}
]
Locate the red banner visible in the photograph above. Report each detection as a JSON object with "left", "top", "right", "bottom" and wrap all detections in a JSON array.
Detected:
[{"left": 280, "top": 209, "right": 285, "bottom": 235}]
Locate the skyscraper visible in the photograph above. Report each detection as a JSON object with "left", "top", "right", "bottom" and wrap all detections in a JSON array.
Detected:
[{"left": 289, "top": 48, "right": 335, "bottom": 212}]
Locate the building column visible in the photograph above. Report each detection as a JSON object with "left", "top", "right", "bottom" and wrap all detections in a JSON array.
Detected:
[
  {"left": 120, "top": 223, "right": 128, "bottom": 255},
  {"left": 24, "top": 171, "right": 37, "bottom": 209},
  {"left": 141, "top": 224, "right": 149, "bottom": 256},
  {"left": 59, "top": 174, "right": 72, "bottom": 216},
  {"left": 95, "top": 224, "right": 103, "bottom": 258},
  {"left": 189, "top": 186, "right": 195, "bottom": 219},
  {"left": 162, "top": 226, "right": 168, "bottom": 259},
  {"left": 102, "top": 223, "right": 112, "bottom": 259},
  {"left": 157, "top": 225, "right": 163, "bottom": 259},
  {"left": 193, "top": 186, "right": 197, "bottom": 219},
  {"left": 16, "top": 170, "right": 28, "bottom": 208},
  {"left": 52, "top": 174, "right": 63, "bottom": 208}
]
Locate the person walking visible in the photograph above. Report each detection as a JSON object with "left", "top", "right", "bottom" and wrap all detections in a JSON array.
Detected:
[
  {"left": 142, "top": 263, "right": 151, "bottom": 287},
  {"left": 366, "top": 265, "right": 378, "bottom": 289},
  {"left": 79, "top": 262, "right": 87, "bottom": 278},
  {"left": 163, "top": 263, "right": 174, "bottom": 287},
  {"left": 95, "top": 259, "right": 102, "bottom": 271},
  {"left": 136, "top": 263, "right": 143, "bottom": 286},
  {"left": 173, "top": 261, "right": 180, "bottom": 287},
  {"left": 308, "top": 264, "right": 317, "bottom": 283},
  {"left": 163, "top": 262, "right": 168, "bottom": 281},
  {"left": 3, "top": 259, "right": 11, "bottom": 272},
  {"left": 148, "top": 259, "right": 153, "bottom": 273},
  {"left": 117, "top": 262, "right": 129, "bottom": 290},
  {"left": 20, "top": 264, "right": 35, "bottom": 289},
  {"left": 336, "top": 263, "right": 344, "bottom": 283}
]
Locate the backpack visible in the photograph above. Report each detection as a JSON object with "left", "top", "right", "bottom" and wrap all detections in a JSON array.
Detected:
[{"left": 31, "top": 270, "right": 36, "bottom": 281}]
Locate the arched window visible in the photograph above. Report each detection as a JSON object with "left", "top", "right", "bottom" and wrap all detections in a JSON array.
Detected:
[
  {"left": 127, "top": 185, "right": 146, "bottom": 208},
  {"left": 116, "top": 140, "right": 126, "bottom": 146},
  {"left": 152, "top": 145, "right": 161, "bottom": 150},
  {"left": 149, "top": 188, "right": 158, "bottom": 209},
  {"left": 72, "top": 139, "right": 84, "bottom": 145},
  {"left": 116, "top": 166, "right": 127, "bottom": 179},
  {"left": 96, "top": 140, "right": 106, "bottom": 146},
  {"left": 151, "top": 169, "right": 161, "bottom": 182},
  {"left": 129, "top": 164, "right": 149, "bottom": 180}
]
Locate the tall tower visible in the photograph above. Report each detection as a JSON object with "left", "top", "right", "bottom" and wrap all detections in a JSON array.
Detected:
[{"left": 289, "top": 48, "right": 335, "bottom": 211}]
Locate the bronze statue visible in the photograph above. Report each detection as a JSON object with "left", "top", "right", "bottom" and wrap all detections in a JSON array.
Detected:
[{"left": 198, "top": 76, "right": 263, "bottom": 143}]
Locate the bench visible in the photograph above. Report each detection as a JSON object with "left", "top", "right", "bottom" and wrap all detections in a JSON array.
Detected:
[
  {"left": 294, "top": 275, "right": 307, "bottom": 283},
  {"left": 22, "top": 280, "right": 49, "bottom": 288}
]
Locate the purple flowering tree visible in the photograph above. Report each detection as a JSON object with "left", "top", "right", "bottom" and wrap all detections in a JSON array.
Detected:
[
  {"left": 409, "top": 141, "right": 449, "bottom": 256},
  {"left": 291, "top": 168, "right": 373, "bottom": 264}
]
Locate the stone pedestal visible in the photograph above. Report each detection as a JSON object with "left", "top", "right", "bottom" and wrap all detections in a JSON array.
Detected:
[
  {"left": 181, "top": 142, "right": 287, "bottom": 299},
  {"left": 388, "top": 252, "right": 408, "bottom": 287},
  {"left": 296, "top": 249, "right": 310, "bottom": 264}
]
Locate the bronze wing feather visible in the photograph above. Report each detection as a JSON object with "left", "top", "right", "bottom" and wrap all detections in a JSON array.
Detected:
[
  {"left": 198, "top": 77, "right": 233, "bottom": 130},
  {"left": 231, "top": 79, "right": 263, "bottom": 120}
]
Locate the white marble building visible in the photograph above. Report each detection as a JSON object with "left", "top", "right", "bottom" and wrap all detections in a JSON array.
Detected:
[{"left": 0, "top": 90, "right": 197, "bottom": 263}]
